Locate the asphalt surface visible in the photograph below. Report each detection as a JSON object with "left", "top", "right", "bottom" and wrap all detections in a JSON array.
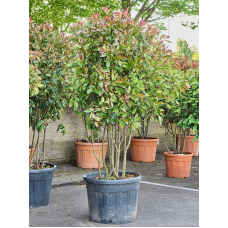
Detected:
[{"left": 29, "top": 152, "right": 199, "bottom": 227}]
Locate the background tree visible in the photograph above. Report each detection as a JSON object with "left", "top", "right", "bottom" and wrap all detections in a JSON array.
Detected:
[
  {"left": 122, "top": 0, "right": 199, "bottom": 29},
  {"left": 29, "top": 0, "right": 120, "bottom": 31},
  {"left": 30, "top": 0, "right": 199, "bottom": 31},
  {"left": 175, "top": 38, "right": 196, "bottom": 59}
]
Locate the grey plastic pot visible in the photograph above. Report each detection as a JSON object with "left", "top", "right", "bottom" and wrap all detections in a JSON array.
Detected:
[
  {"left": 29, "top": 163, "right": 56, "bottom": 208},
  {"left": 83, "top": 171, "right": 142, "bottom": 224}
]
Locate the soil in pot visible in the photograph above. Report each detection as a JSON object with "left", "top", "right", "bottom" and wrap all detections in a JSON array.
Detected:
[
  {"left": 73, "top": 140, "right": 108, "bottom": 168},
  {"left": 130, "top": 137, "right": 159, "bottom": 162},
  {"left": 164, "top": 152, "right": 193, "bottom": 178},
  {"left": 176, "top": 135, "right": 199, "bottom": 156}
]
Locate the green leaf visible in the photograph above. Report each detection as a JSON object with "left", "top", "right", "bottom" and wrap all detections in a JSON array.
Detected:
[
  {"left": 74, "top": 100, "right": 78, "bottom": 110},
  {"left": 69, "top": 98, "right": 74, "bottom": 107}
]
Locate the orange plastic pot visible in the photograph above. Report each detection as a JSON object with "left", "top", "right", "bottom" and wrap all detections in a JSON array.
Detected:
[
  {"left": 29, "top": 146, "right": 35, "bottom": 163},
  {"left": 130, "top": 137, "right": 159, "bottom": 162},
  {"left": 163, "top": 152, "right": 193, "bottom": 178},
  {"left": 176, "top": 135, "right": 199, "bottom": 156},
  {"left": 73, "top": 141, "right": 108, "bottom": 168}
]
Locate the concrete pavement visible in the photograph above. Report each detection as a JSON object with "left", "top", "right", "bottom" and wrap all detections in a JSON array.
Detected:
[{"left": 29, "top": 152, "right": 199, "bottom": 227}]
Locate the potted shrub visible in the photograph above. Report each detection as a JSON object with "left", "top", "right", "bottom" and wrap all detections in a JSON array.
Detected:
[
  {"left": 29, "top": 19, "right": 74, "bottom": 208},
  {"left": 162, "top": 56, "right": 199, "bottom": 178},
  {"left": 174, "top": 56, "right": 199, "bottom": 156},
  {"left": 67, "top": 7, "right": 163, "bottom": 224},
  {"left": 130, "top": 57, "right": 187, "bottom": 162}
]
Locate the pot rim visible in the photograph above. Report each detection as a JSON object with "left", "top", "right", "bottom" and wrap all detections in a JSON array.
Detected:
[
  {"left": 84, "top": 171, "right": 142, "bottom": 185},
  {"left": 73, "top": 140, "right": 108, "bottom": 146},
  {"left": 176, "top": 135, "right": 196, "bottom": 137},
  {"left": 131, "top": 137, "right": 159, "bottom": 142},
  {"left": 29, "top": 163, "right": 56, "bottom": 173},
  {"left": 163, "top": 151, "right": 193, "bottom": 157}
]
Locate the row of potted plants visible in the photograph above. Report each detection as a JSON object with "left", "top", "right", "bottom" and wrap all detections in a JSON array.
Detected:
[{"left": 29, "top": 6, "right": 199, "bottom": 224}]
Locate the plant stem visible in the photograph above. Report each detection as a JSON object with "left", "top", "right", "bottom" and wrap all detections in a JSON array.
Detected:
[
  {"left": 107, "top": 125, "right": 112, "bottom": 175},
  {"left": 165, "top": 126, "right": 171, "bottom": 154},
  {"left": 35, "top": 131, "right": 40, "bottom": 169},
  {"left": 91, "top": 129, "right": 101, "bottom": 178},
  {"left": 30, "top": 104, "right": 37, "bottom": 164},
  {"left": 42, "top": 124, "right": 47, "bottom": 168},
  {"left": 35, "top": 106, "right": 40, "bottom": 169},
  {"left": 122, "top": 127, "right": 133, "bottom": 178},
  {"left": 173, "top": 124, "right": 177, "bottom": 153},
  {"left": 102, "top": 124, "right": 109, "bottom": 178},
  {"left": 181, "top": 130, "right": 187, "bottom": 154},
  {"left": 177, "top": 127, "right": 182, "bottom": 154}
]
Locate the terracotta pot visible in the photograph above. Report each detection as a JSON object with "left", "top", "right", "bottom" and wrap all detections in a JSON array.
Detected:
[
  {"left": 73, "top": 141, "right": 108, "bottom": 168},
  {"left": 29, "top": 146, "right": 35, "bottom": 163},
  {"left": 176, "top": 135, "right": 199, "bottom": 156},
  {"left": 163, "top": 152, "right": 193, "bottom": 178},
  {"left": 130, "top": 137, "right": 159, "bottom": 162}
]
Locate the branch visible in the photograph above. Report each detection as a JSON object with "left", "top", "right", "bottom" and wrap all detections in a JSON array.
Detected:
[
  {"left": 147, "top": 16, "right": 165, "bottom": 22},
  {"left": 133, "top": 1, "right": 148, "bottom": 21},
  {"left": 143, "top": 0, "right": 162, "bottom": 22}
]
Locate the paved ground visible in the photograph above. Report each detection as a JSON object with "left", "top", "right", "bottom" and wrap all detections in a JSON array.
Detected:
[{"left": 29, "top": 152, "right": 199, "bottom": 227}]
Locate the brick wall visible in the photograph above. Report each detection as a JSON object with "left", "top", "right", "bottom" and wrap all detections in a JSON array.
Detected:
[{"left": 29, "top": 106, "right": 175, "bottom": 164}]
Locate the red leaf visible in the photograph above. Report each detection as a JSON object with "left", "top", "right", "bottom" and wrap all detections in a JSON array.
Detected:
[
  {"left": 125, "top": 7, "right": 129, "bottom": 17},
  {"left": 102, "top": 5, "right": 109, "bottom": 14},
  {"left": 114, "top": 11, "right": 120, "bottom": 16},
  {"left": 141, "top": 20, "right": 146, "bottom": 26},
  {"left": 105, "top": 16, "right": 109, "bottom": 20}
]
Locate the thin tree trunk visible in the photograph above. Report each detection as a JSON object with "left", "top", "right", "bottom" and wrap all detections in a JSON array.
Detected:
[
  {"left": 35, "top": 105, "right": 40, "bottom": 169},
  {"left": 177, "top": 127, "right": 182, "bottom": 154},
  {"left": 107, "top": 125, "right": 112, "bottom": 174},
  {"left": 145, "top": 117, "right": 150, "bottom": 139},
  {"left": 165, "top": 126, "right": 171, "bottom": 154},
  {"left": 122, "top": 128, "right": 133, "bottom": 178},
  {"left": 41, "top": 124, "right": 47, "bottom": 168},
  {"left": 91, "top": 129, "right": 101, "bottom": 178},
  {"left": 173, "top": 124, "right": 177, "bottom": 153},
  {"left": 115, "top": 123, "right": 121, "bottom": 177},
  {"left": 35, "top": 131, "right": 40, "bottom": 169},
  {"left": 29, "top": 104, "right": 38, "bottom": 164},
  {"left": 102, "top": 124, "right": 109, "bottom": 178},
  {"left": 181, "top": 130, "right": 187, "bottom": 154}
]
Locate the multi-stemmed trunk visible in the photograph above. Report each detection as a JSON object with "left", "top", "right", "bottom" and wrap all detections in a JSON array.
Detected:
[
  {"left": 30, "top": 103, "right": 48, "bottom": 169},
  {"left": 91, "top": 122, "right": 134, "bottom": 179},
  {"left": 138, "top": 116, "right": 150, "bottom": 139},
  {"left": 164, "top": 123, "right": 188, "bottom": 154}
]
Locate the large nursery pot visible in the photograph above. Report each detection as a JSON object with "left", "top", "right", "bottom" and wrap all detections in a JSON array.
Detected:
[
  {"left": 29, "top": 163, "right": 56, "bottom": 208},
  {"left": 176, "top": 135, "right": 199, "bottom": 156},
  {"left": 83, "top": 171, "right": 142, "bottom": 224},
  {"left": 130, "top": 137, "right": 159, "bottom": 162},
  {"left": 73, "top": 141, "right": 108, "bottom": 168},
  {"left": 163, "top": 152, "right": 193, "bottom": 178}
]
